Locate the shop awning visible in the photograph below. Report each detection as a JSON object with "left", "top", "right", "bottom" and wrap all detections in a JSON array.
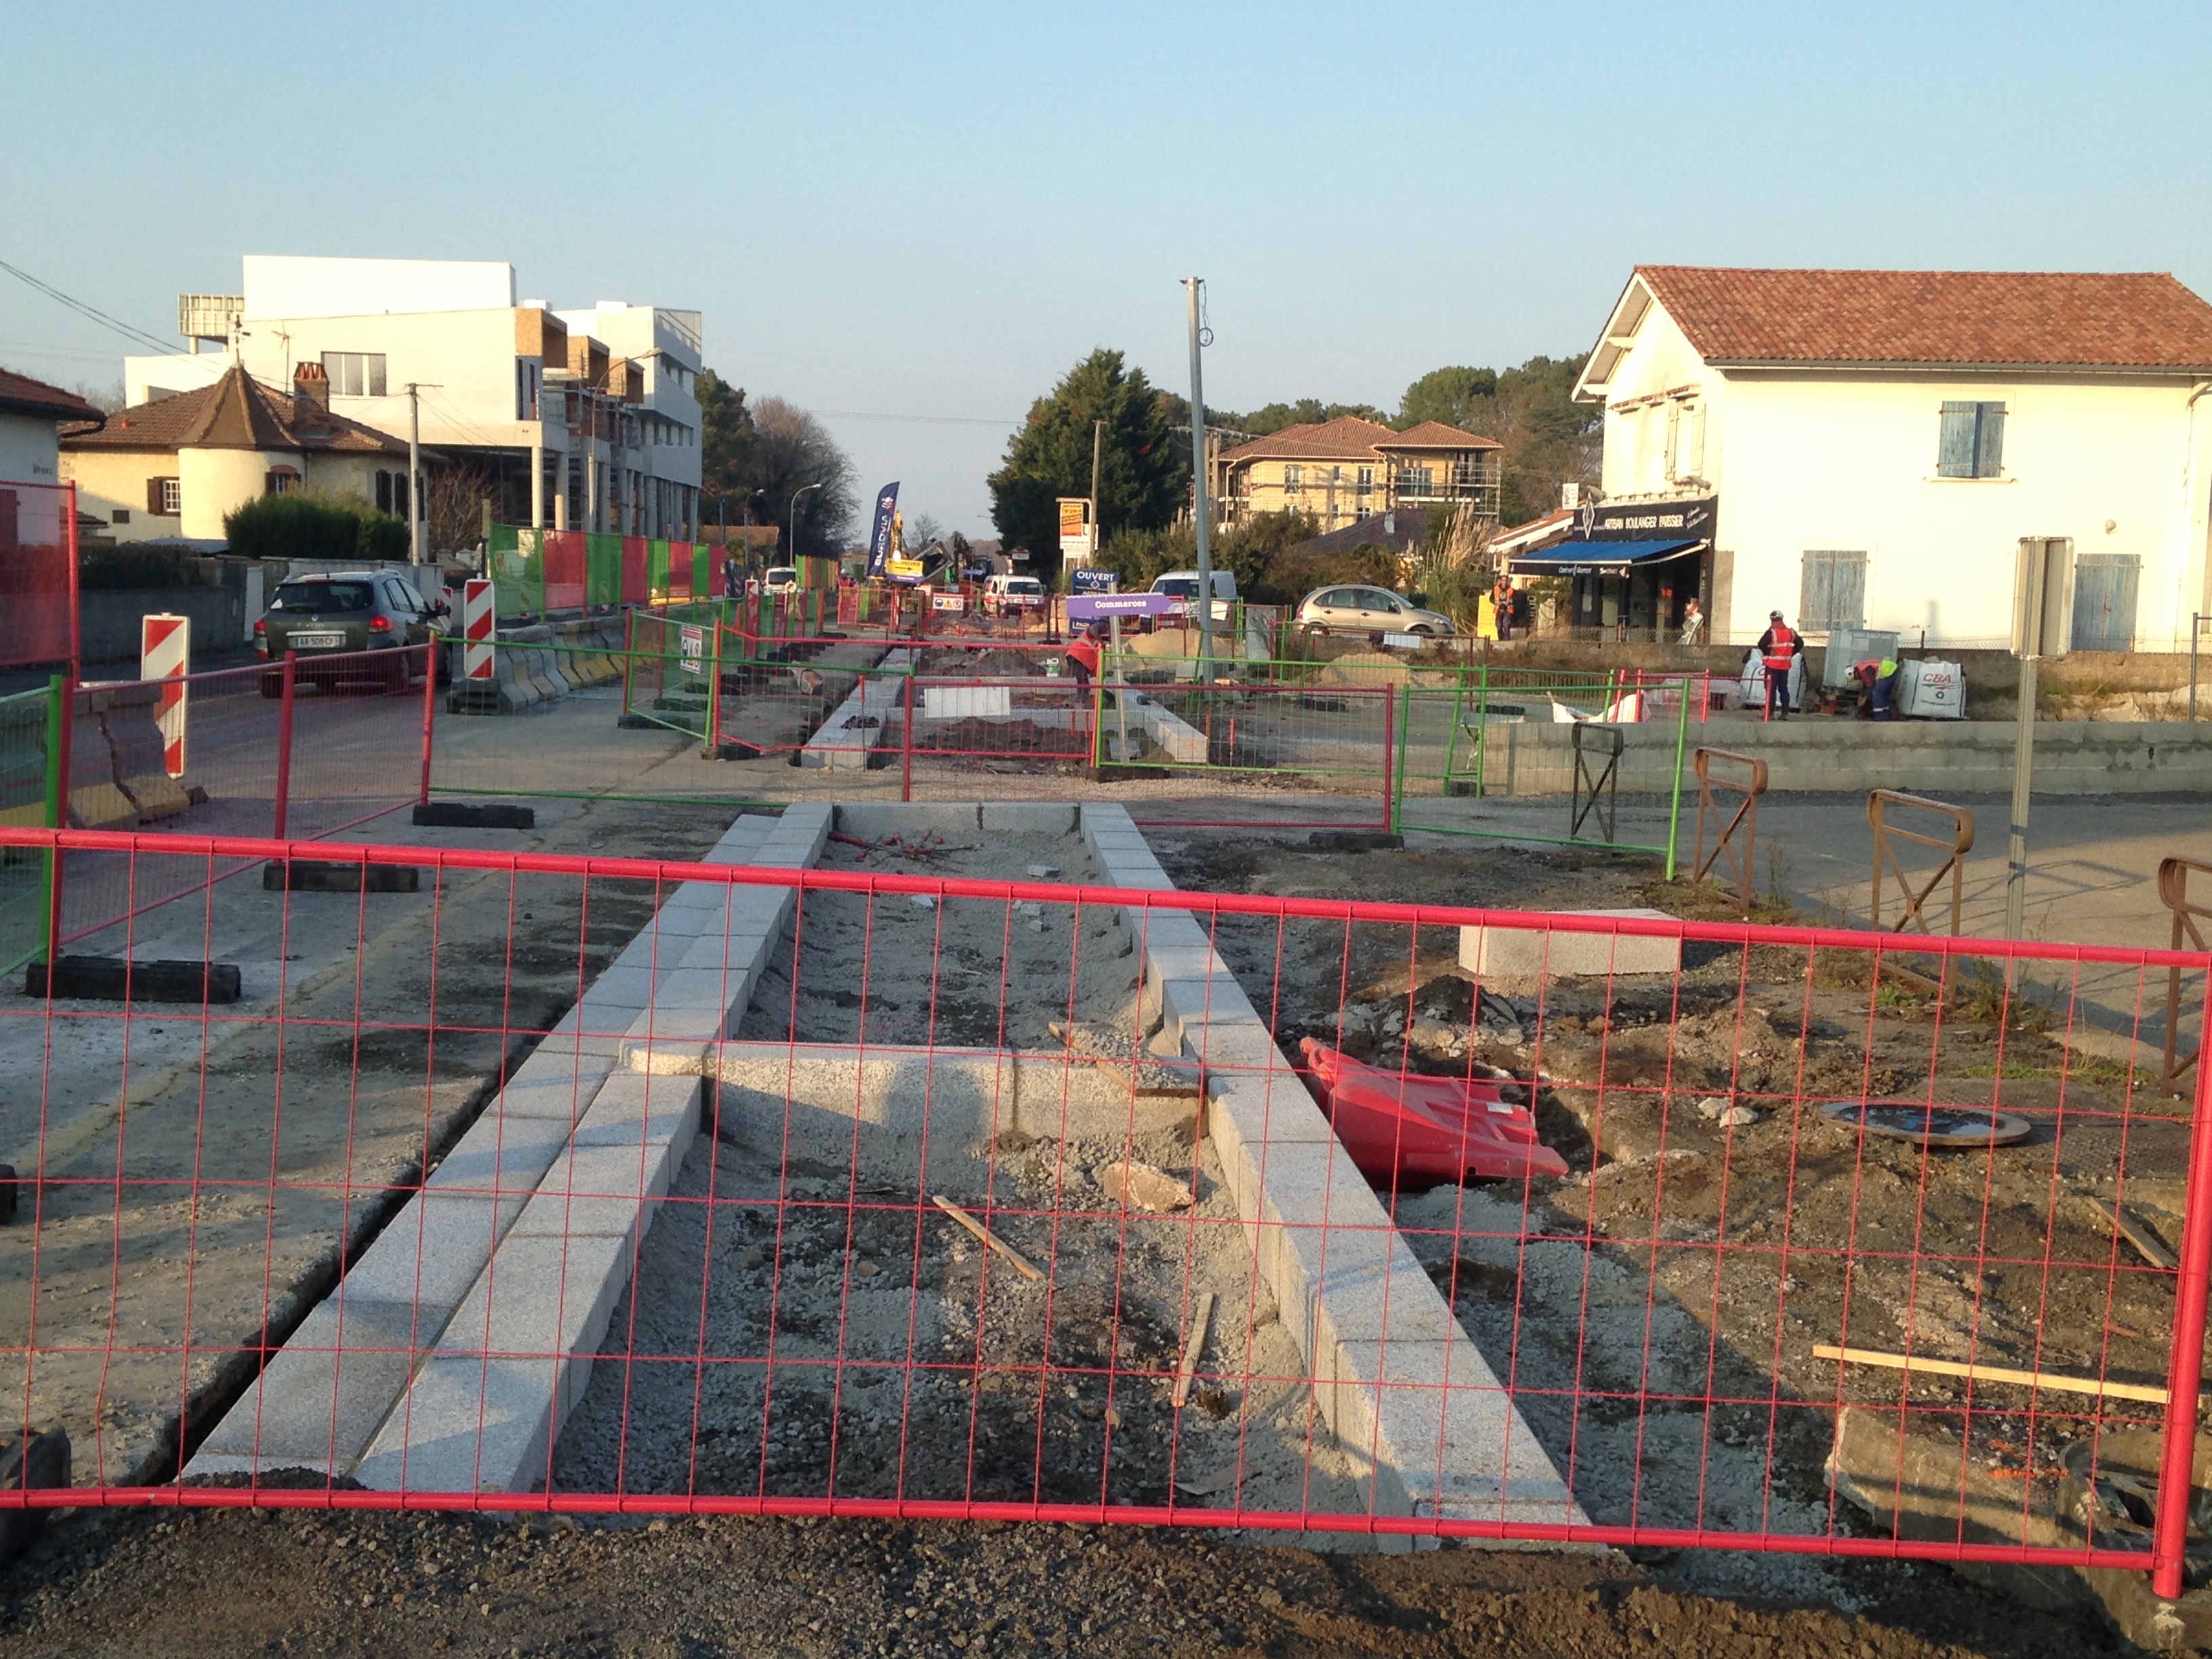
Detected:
[{"left": 1507, "top": 537, "right": 1704, "bottom": 577}]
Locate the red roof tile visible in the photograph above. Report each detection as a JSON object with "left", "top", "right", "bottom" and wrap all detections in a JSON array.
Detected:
[
  {"left": 1221, "top": 413, "right": 1497, "bottom": 464},
  {"left": 1636, "top": 266, "right": 2212, "bottom": 370},
  {"left": 62, "top": 365, "right": 405, "bottom": 455},
  {"left": 1381, "top": 419, "right": 1500, "bottom": 451},
  {"left": 0, "top": 367, "right": 106, "bottom": 427}
]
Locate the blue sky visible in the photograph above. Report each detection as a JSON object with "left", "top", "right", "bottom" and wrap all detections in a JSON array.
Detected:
[{"left": 7, "top": 0, "right": 2209, "bottom": 535}]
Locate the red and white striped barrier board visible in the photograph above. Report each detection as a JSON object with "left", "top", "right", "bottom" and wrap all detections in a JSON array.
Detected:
[
  {"left": 140, "top": 612, "right": 189, "bottom": 777},
  {"left": 462, "top": 579, "right": 495, "bottom": 680}
]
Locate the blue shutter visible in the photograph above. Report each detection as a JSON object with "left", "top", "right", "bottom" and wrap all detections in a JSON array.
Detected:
[
  {"left": 1937, "top": 403, "right": 1976, "bottom": 477},
  {"left": 1974, "top": 403, "right": 2006, "bottom": 478}
]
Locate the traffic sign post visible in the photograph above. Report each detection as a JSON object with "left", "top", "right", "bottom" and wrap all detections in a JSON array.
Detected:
[{"left": 2007, "top": 537, "right": 2074, "bottom": 945}]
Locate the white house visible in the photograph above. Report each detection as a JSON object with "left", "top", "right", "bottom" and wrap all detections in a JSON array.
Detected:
[
  {"left": 1, "top": 368, "right": 105, "bottom": 489},
  {"left": 1528, "top": 266, "right": 2212, "bottom": 650},
  {"left": 123, "top": 256, "right": 705, "bottom": 542}
]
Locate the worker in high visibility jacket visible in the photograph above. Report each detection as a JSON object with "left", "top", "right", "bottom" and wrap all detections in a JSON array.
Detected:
[
  {"left": 1852, "top": 656, "right": 1900, "bottom": 720},
  {"left": 1755, "top": 609, "right": 1801, "bottom": 720},
  {"left": 1064, "top": 622, "right": 1105, "bottom": 693}
]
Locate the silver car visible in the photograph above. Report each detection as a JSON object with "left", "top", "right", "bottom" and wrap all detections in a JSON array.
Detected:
[{"left": 1294, "top": 585, "right": 1454, "bottom": 636}]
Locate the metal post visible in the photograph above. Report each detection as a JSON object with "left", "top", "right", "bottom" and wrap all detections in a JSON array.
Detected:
[
  {"left": 41, "top": 672, "right": 64, "bottom": 962},
  {"left": 1664, "top": 671, "right": 1692, "bottom": 882},
  {"left": 2152, "top": 983, "right": 2212, "bottom": 1599},
  {"left": 900, "top": 669, "right": 916, "bottom": 803},
  {"left": 407, "top": 384, "right": 424, "bottom": 565},
  {"left": 1382, "top": 686, "right": 1401, "bottom": 834},
  {"left": 1090, "top": 417, "right": 1104, "bottom": 558},
  {"left": 1110, "top": 614, "right": 1130, "bottom": 764},
  {"left": 2192, "top": 613, "right": 2203, "bottom": 720},
  {"left": 703, "top": 618, "right": 723, "bottom": 759},
  {"left": 1183, "top": 277, "right": 1214, "bottom": 680},
  {"left": 2007, "top": 655, "right": 2037, "bottom": 942},
  {"left": 417, "top": 636, "right": 438, "bottom": 804},
  {"left": 272, "top": 650, "right": 298, "bottom": 840},
  {"left": 65, "top": 480, "right": 81, "bottom": 691},
  {"left": 621, "top": 607, "right": 636, "bottom": 718}
]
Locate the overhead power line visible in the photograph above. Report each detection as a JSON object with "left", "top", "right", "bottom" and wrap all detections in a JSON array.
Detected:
[
  {"left": 814, "top": 409, "right": 1021, "bottom": 428},
  {"left": 0, "top": 260, "right": 176, "bottom": 356}
]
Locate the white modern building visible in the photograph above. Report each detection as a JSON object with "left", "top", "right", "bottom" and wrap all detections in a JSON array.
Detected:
[
  {"left": 1, "top": 368, "right": 104, "bottom": 489},
  {"left": 122, "top": 256, "right": 705, "bottom": 542},
  {"left": 1524, "top": 266, "right": 2212, "bottom": 649}
]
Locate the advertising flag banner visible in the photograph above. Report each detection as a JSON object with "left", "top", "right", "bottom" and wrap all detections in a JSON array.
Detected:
[{"left": 866, "top": 483, "right": 901, "bottom": 577}]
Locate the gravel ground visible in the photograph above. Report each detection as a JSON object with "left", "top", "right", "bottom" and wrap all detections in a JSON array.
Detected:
[{"left": 0, "top": 1503, "right": 2139, "bottom": 1658}]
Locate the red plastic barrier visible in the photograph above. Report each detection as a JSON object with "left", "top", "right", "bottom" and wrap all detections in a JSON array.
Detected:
[{"left": 1298, "top": 1037, "right": 1568, "bottom": 1185}]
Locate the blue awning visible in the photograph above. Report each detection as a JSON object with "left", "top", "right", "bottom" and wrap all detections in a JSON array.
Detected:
[{"left": 1507, "top": 537, "right": 1703, "bottom": 577}]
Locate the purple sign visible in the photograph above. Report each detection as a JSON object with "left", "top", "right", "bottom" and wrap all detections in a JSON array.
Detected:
[{"left": 1068, "top": 592, "right": 1176, "bottom": 621}]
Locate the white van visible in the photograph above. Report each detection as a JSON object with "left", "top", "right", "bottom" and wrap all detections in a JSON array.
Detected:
[
  {"left": 1148, "top": 569, "right": 1237, "bottom": 621},
  {"left": 763, "top": 565, "right": 798, "bottom": 596},
  {"left": 983, "top": 573, "right": 1046, "bottom": 615}
]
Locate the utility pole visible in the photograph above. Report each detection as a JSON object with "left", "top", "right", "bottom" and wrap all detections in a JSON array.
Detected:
[
  {"left": 1184, "top": 277, "right": 1214, "bottom": 678},
  {"left": 1090, "top": 418, "right": 1105, "bottom": 558},
  {"left": 406, "top": 382, "right": 424, "bottom": 565}
]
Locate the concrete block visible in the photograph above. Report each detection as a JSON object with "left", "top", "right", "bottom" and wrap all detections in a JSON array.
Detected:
[
  {"left": 263, "top": 860, "right": 422, "bottom": 893},
  {"left": 678, "top": 930, "right": 772, "bottom": 976},
  {"left": 833, "top": 802, "right": 981, "bottom": 840},
  {"left": 26, "top": 956, "right": 243, "bottom": 1004},
  {"left": 489, "top": 1054, "right": 619, "bottom": 1123},
  {"left": 980, "top": 802, "right": 1078, "bottom": 834},
  {"left": 1321, "top": 1338, "right": 1581, "bottom": 1528},
  {"left": 1458, "top": 909, "right": 1681, "bottom": 977},
  {"left": 183, "top": 1296, "right": 436, "bottom": 1477},
  {"left": 768, "top": 803, "right": 834, "bottom": 863},
  {"left": 411, "top": 802, "right": 535, "bottom": 830},
  {"left": 571, "top": 1069, "right": 701, "bottom": 1146},
  {"left": 652, "top": 966, "right": 744, "bottom": 1017}
]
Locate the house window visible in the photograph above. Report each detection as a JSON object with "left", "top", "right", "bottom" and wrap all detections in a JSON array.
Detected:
[
  {"left": 1284, "top": 464, "right": 1303, "bottom": 495},
  {"left": 1399, "top": 466, "right": 1434, "bottom": 497},
  {"left": 1799, "top": 550, "right": 1868, "bottom": 630},
  {"left": 1938, "top": 401, "right": 2005, "bottom": 478},
  {"left": 321, "top": 352, "right": 388, "bottom": 398},
  {"left": 264, "top": 466, "right": 301, "bottom": 495},
  {"left": 112, "top": 508, "right": 131, "bottom": 525},
  {"left": 1670, "top": 402, "right": 1704, "bottom": 483},
  {"left": 1356, "top": 466, "right": 1374, "bottom": 494},
  {"left": 148, "top": 476, "right": 181, "bottom": 516}
]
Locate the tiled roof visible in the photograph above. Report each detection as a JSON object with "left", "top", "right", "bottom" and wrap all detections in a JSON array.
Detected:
[
  {"left": 1380, "top": 419, "right": 1500, "bottom": 451},
  {"left": 62, "top": 365, "right": 405, "bottom": 455},
  {"left": 1637, "top": 266, "right": 2212, "bottom": 369},
  {"left": 0, "top": 367, "right": 106, "bottom": 427},
  {"left": 1219, "top": 415, "right": 1402, "bottom": 463},
  {"left": 1221, "top": 413, "right": 1500, "bottom": 464}
]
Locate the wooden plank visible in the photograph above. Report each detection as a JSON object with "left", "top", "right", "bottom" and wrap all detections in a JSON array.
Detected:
[
  {"left": 1813, "top": 1343, "right": 2171, "bottom": 1405},
  {"left": 931, "top": 1195, "right": 1043, "bottom": 1282},
  {"left": 2100, "top": 1200, "right": 2179, "bottom": 1271},
  {"left": 1172, "top": 1292, "right": 1216, "bottom": 1410}
]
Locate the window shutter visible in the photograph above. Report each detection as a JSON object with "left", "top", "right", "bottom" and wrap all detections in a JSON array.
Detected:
[
  {"left": 1798, "top": 551, "right": 1867, "bottom": 630},
  {"left": 1685, "top": 405, "right": 1705, "bottom": 476},
  {"left": 1663, "top": 403, "right": 1679, "bottom": 480},
  {"left": 1937, "top": 403, "right": 1976, "bottom": 477},
  {"left": 1974, "top": 403, "right": 2006, "bottom": 478},
  {"left": 147, "top": 476, "right": 166, "bottom": 514}
]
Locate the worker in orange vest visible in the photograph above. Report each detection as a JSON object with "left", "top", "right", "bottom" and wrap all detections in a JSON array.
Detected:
[
  {"left": 1064, "top": 621, "right": 1105, "bottom": 694},
  {"left": 1755, "top": 609, "right": 1801, "bottom": 720}
]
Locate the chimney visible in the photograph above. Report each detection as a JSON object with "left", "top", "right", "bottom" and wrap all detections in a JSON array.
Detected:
[{"left": 293, "top": 361, "right": 331, "bottom": 434}]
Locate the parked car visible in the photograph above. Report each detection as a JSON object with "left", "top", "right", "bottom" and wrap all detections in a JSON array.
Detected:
[
  {"left": 1294, "top": 585, "right": 1454, "bottom": 637},
  {"left": 253, "top": 570, "right": 443, "bottom": 695},
  {"left": 762, "top": 565, "right": 799, "bottom": 596},
  {"left": 983, "top": 573, "right": 1046, "bottom": 615},
  {"left": 1148, "top": 569, "right": 1237, "bottom": 621}
]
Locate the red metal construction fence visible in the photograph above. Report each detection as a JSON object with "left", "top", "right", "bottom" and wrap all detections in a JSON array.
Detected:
[{"left": 0, "top": 823, "right": 2207, "bottom": 1595}]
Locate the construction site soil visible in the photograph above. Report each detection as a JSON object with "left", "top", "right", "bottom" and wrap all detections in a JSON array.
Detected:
[{"left": 0, "top": 1504, "right": 2138, "bottom": 1658}]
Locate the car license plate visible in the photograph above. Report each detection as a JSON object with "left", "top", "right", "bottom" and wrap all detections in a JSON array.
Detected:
[{"left": 289, "top": 632, "right": 343, "bottom": 649}]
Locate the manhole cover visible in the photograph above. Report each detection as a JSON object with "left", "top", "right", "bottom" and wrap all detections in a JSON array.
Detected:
[{"left": 1818, "top": 1101, "right": 2032, "bottom": 1147}]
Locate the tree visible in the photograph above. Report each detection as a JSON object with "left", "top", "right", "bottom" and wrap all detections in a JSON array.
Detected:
[
  {"left": 695, "top": 369, "right": 857, "bottom": 558},
  {"left": 1233, "top": 398, "right": 1389, "bottom": 436},
  {"left": 1396, "top": 367, "right": 1498, "bottom": 432},
  {"left": 988, "top": 349, "right": 1186, "bottom": 585},
  {"left": 426, "top": 462, "right": 497, "bottom": 558}
]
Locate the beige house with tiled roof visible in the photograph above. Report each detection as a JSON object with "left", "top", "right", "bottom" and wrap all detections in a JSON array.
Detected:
[
  {"left": 1213, "top": 414, "right": 1500, "bottom": 532},
  {"left": 1555, "top": 266, "right": 2212, "bottom": 647},
  {"left": 60, "top": 363, "right": 410, "bottom": 543}
]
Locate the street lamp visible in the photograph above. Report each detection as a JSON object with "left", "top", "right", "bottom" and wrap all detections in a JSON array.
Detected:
[{"left": 788, "top": 483, "right": 823, "bottom": 566}]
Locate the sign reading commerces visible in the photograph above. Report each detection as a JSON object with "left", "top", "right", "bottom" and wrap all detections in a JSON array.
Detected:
[
  {"left": 1068, "top": 592, "right": 1176, "bottom": 621},
  {"left": 1578, "top": 495, "right": 1717, "bottom": 542}
]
